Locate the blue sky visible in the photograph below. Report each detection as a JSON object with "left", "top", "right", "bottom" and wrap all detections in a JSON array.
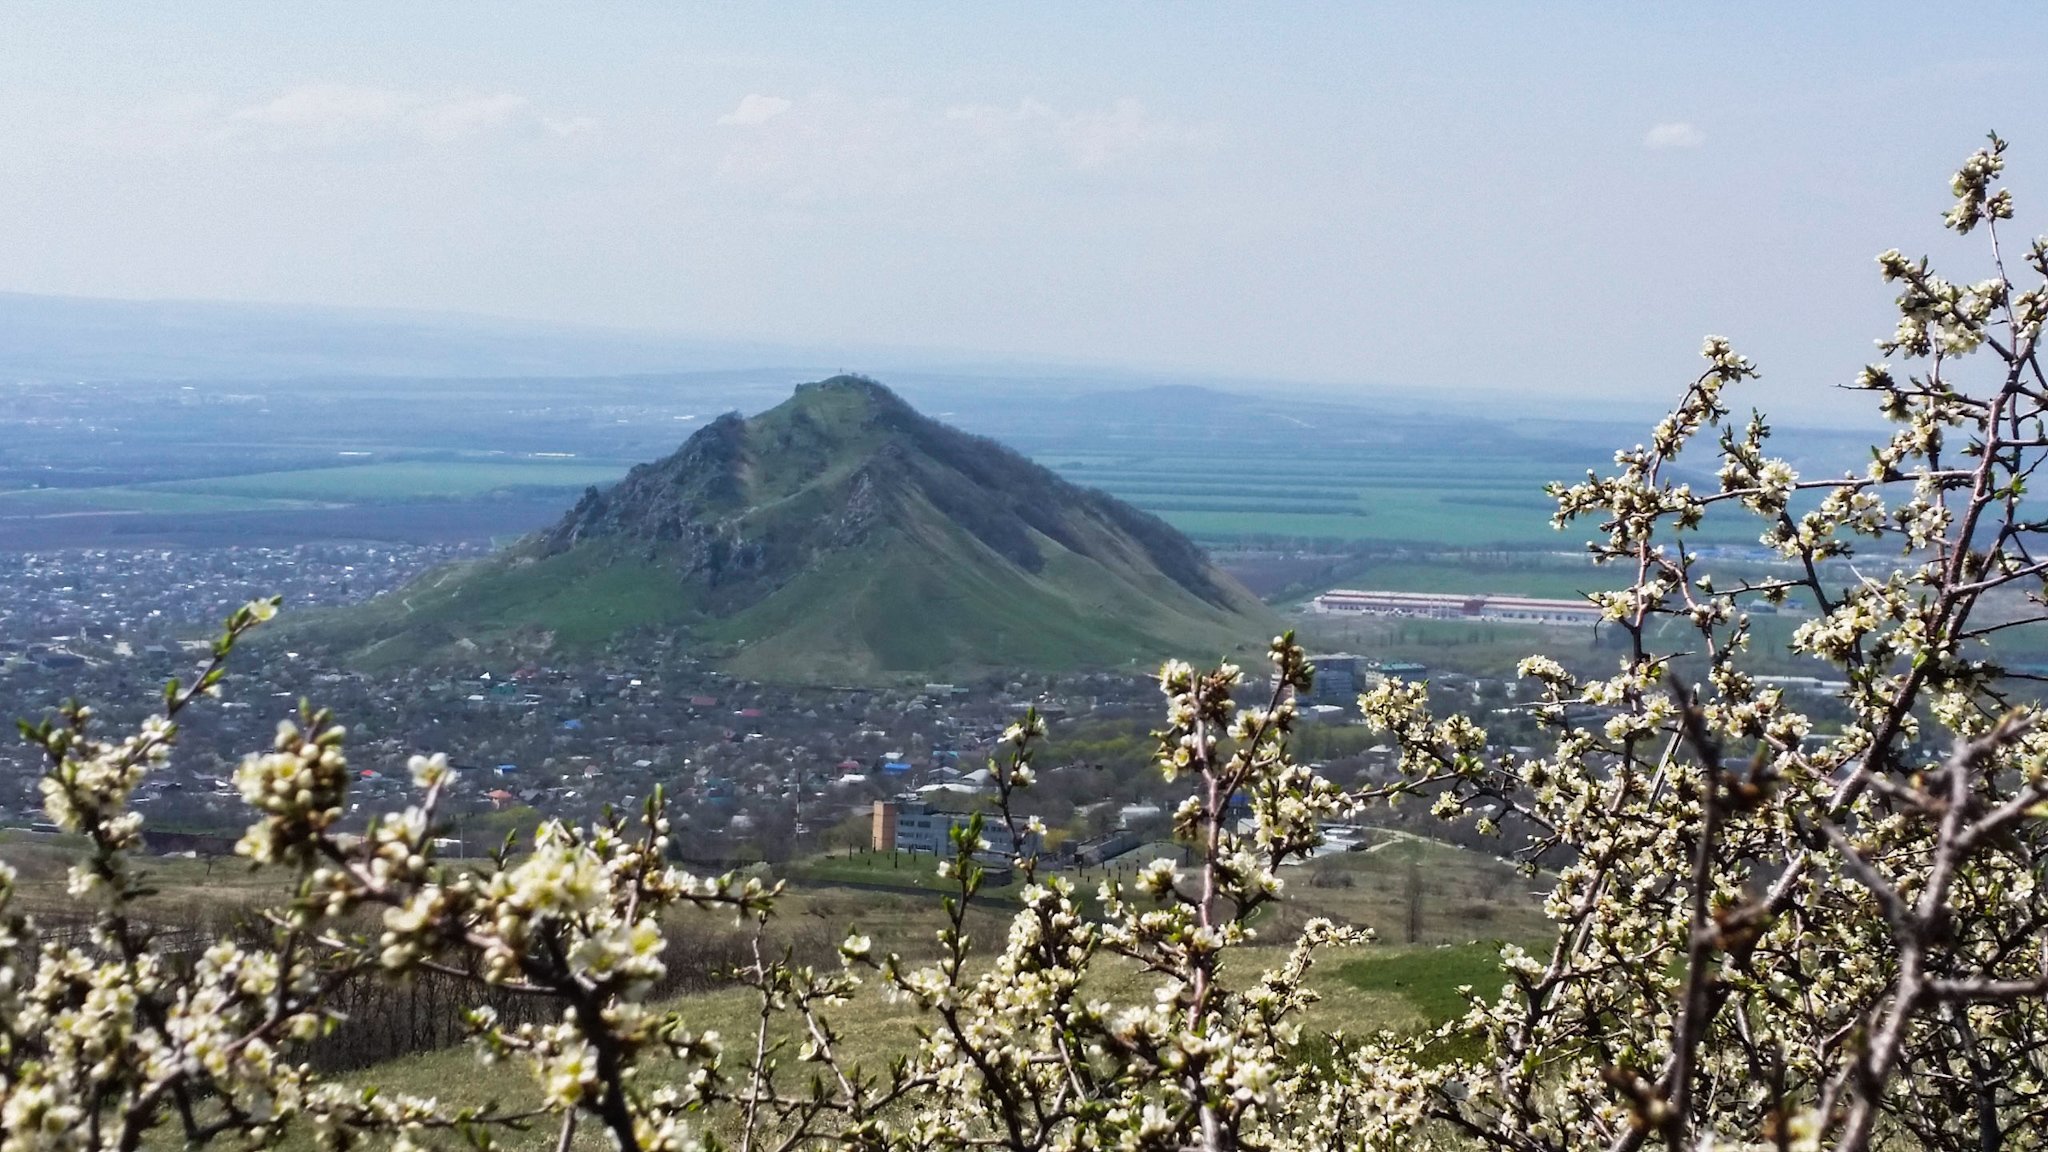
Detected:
[{"left": 3, "top": 3, "right": 2043, "bottom": 420}]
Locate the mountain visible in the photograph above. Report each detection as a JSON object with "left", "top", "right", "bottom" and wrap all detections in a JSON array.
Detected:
[
  {"left": 296, "top": 376, "right": 1279, "bottom": 681},
  {"left": 0, "top": 292, "right": 813, "bottom": 381}
]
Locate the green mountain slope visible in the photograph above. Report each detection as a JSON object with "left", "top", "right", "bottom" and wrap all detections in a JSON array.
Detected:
[{"left": 295, "top": 376, "right": 1279, "bottom": 681}]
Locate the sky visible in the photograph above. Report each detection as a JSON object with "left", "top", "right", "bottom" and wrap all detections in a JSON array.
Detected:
[{"left": 3, "top": 2, "right": 2045, "bottom": 422}]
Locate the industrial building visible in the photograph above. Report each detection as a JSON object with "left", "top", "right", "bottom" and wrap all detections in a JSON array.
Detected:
[{"left": 1309, "top": 588, "right": 1603, "bottom": 626}]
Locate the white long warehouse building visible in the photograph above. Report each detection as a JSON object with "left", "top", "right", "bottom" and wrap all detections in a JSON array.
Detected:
[{"left": 1310, "top": 588, "right": 1604, "bottom": 626}]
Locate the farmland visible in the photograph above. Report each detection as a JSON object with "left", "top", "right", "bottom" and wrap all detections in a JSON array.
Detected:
[
  {"left": 155, "top": 458, "right": 634, "bottom": 502},
  {"left": 1, "top": 458, "right": 630, "bottom": 513},
  {"left": 0, "top": 486, "right": 304, "bottom": 516},
  {"left": 1045, "top": 450, "right": 1792, "bottom": 548},
  {"left": 1318, "top": 557, "right": 1629, "bottom": 601},
  {"left": 3, "top": 373, "right": 1784, "bottom": 554},
  {"left": 1051, "top": 451, "right": 1568, "bottom": 546},
  {"left": 3, "top": 449, "right": 1600, "bottom": 550},
  {"left": 0, "top": 373, "right": 1878, "bottom": 597}
]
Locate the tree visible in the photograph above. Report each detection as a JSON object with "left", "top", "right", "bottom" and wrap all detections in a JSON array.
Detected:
[
  {"left": 5, "top": 137, "right": 2048, "bottom": 1152},
  {"left": 1357, "top": 134, "right": 2048, "bottom": 1151}
]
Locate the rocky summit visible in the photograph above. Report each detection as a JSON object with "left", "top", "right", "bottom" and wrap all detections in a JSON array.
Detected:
[{"left": 297, "top": 376, "right": 1278, "bottom": 681}]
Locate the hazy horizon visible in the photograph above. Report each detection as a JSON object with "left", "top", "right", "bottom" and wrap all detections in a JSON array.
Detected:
[{"left": 7, "top": 3, "right": 2047, "bottom": 422}]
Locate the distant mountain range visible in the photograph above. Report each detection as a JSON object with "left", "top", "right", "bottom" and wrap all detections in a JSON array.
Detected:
[
  {"left": 293, "top": 376, "right": 1279, "bottom": 682},
  {"left": 0, "top": 291, "right": 1335, "bottom": 407},
  {"left": 0, "top": 291, "right": 858, "bottom": 382},
  {"left": 0, "top": 290, "right": 1672, "bottom": 427}
]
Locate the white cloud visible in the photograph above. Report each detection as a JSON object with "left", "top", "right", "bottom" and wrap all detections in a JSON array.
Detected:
[
  {"left": 541, "top": 115, "right": 599, "bottom": 138},
  {"left": 943, "top": 97, "right": 1055, "bottom": 124},
  {"left": 209, "top": 84, "right": 572, "bottom": 148},
  {"left": 714, "top": 93, "right": 1214, "bottom": 201},
  {"left": 718, "top": 94, "right": 793, "bottom": 126},
  {"left": 1643, "top": 121, "right": 1705, "bottom": 149},
  {"left": 1058, "top": 98, "right": 1205, "bottom": 170},
  {"left": 230, "top": 84, "right": 410, "bottom": 132},
  {"left": 416, "top": 92, "right": 531, "bottom": 142}
]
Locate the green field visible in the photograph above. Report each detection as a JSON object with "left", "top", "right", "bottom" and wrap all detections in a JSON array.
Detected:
[
  {"left": 1145, "top": 495, "right": 1776, "bottom": 547},
  {"left": 0, "top": 459, "right": 634, "bottom": 519},
  {"left": 1296, "top": 612, "right": 1595, "bottom": 673},
  {"left": 1070, "top": 457, "right": 1564, "bottom": 546},
  {"left": 0, "top": 486, "right": 305, "bottom": 515},
  {"left": 0, "top": 435, "right": 1716, "bottom": 553},
  {"left": 1047, "top": 451, "right": 1769, "bottom": 547},
  {"left": 155, "top": 459, "right": 632, "bottom": 502},
  {"left": 783, "top": 849, "right": 1021, "bottom": 897},
  {"left": 1335, "top": 559, "right": 1627, "bottom": 600}
]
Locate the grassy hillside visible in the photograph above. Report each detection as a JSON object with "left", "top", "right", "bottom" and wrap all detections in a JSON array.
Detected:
[
  {"left": 300, "top": 508, "right": 1273, "bottom": 681},
  {"left": 295, "top": 545, "right": 699, "bottom": 670},
  {"left": 713, "top": 500, "right": 1272, "bottom": 682},
  {"left": 291, "top": 378, "right": 1280, "bottom": 681}
]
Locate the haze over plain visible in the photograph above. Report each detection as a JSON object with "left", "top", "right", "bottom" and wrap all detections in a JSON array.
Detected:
[{"left": 6, "top": 2, "right": 2047, "bottom": 421}]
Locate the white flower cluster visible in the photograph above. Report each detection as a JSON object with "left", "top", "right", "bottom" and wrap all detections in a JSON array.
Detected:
[
  {"left": 12, "top": 142, "right": 2048, "bottom": 1152},
  {"left": 867, "top": 635, "right": 1391, "bottom": 1149},
  {"left": 1350, "top": 138, "right": 2048, "bottom": 1152}
]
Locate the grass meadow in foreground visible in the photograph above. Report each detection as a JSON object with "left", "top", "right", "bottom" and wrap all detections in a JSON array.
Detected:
[
  {"left": 343, "top": 938, "right": 1448, "bottom": 1151},
  {"left": 7, "top": 826, "right": 1545, "bottom": 1149}
]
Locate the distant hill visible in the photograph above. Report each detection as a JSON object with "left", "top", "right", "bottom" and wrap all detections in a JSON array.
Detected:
[
  {"left": 0, "top": 292, "right": 824, "bottom": 381},
  {"left": 294, "top": 376, "right": 1279, "bottom": 681}
]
